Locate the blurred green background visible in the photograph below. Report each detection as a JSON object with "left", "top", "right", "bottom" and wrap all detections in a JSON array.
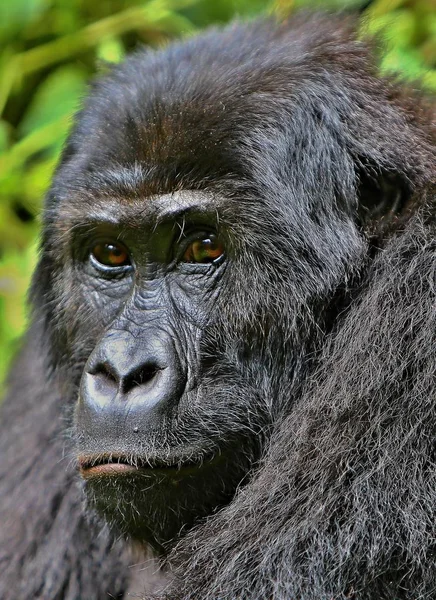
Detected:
[{"left": 0, "top": 0, "right": 435, "bottom": 390}]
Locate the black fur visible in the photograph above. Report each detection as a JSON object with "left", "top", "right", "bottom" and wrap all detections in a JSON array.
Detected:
[
  {"left": 154, "top": 199, "right": 436, "bottom": 599},
  {"left": 0, "top": 13, "right": 434, "bottom": 600}
]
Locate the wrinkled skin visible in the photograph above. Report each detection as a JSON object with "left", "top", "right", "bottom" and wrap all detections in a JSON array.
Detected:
[{"left": 0, "top": 13, "right": 434, "bottom": 600}]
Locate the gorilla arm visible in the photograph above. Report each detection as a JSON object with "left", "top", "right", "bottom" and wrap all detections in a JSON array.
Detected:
[
  {"left": 0, "top": 326, "right": 130, "bottom": 599},
  {"left": 153, "top": 198, "right": 436, "bottom": 600}
]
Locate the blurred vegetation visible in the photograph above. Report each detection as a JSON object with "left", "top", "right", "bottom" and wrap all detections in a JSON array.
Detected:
[{"left": 0, "top": 0, "right": 435, "bottom": 389}]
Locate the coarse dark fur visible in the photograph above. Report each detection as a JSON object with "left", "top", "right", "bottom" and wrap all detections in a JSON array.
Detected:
[
  {"left": 0, "top": 12, "right": 435, "bottom": 600},
  {"left": 152, "top": 198, "right": 436, "bottom": 600}
]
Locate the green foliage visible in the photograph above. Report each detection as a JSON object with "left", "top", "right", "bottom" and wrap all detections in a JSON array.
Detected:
[
  {"left": 0, "top": 0, "right": 435, "bottom": 391},
  {"left": 365, "top": 0, "right": 436, "bottom": 87}
]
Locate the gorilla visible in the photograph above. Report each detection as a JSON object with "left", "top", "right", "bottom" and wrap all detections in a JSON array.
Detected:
[{"left": 0, "top": 12, "right": 434, "bottom": 600}]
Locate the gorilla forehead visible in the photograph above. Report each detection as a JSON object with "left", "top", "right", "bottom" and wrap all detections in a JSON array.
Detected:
[{"left": 53, "top": 14, "right": 358, "bottom": 201}]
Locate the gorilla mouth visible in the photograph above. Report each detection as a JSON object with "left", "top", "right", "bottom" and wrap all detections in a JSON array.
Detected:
[
  {"left": 79, "top": 454, "right": 142, "bottom": 478},
  {"left": 78, "top": 453, "right": 214, "bottom": 478}
]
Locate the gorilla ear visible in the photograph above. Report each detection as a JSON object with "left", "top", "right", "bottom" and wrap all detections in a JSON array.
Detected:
[{"left": 356, "top": 163, "right": 412, "bottom": 230}]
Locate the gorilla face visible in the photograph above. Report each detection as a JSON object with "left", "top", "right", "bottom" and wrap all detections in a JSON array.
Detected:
[
  {"left": 47, "top": 184, "right": 362, "bottom": 551},
  {"left": 35, "top": 19, "right": 394, "bottom": 552},
  {"left": 70, "top": 190, "right": 269, "bottom": 550}
]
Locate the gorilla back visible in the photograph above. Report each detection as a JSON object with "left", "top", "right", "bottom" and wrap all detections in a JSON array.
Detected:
[{"left": 0, "top": 12, "right": 434, "bottom": 600}]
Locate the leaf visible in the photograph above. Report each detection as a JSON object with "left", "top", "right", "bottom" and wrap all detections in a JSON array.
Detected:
[
  {"left": 97, "top": 36, "right": 125, "bottom": 64},
  {"left": 0, "top": 238, "right": 38, "bottom": 390},
  {"left": 0, "top": 0, "right": 46, "bottom": 41},
  {"left": 19, "top": 66, "right": 87, "bottom": 136},
  {"left": 0, "top": 120, "right": 10, "bottom": 153}
]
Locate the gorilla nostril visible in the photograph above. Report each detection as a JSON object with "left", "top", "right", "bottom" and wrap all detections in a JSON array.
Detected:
[
  {"left": 88, "top": 362, "right": 119, "bottom": 386},
  {"left": 122, "top": 364, "right": 162, "bottom": 395}
]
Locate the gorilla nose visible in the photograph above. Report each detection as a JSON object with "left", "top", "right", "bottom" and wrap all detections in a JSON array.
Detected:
[{"left": 80, "top": 331, "right": 186, "bottom": 413}]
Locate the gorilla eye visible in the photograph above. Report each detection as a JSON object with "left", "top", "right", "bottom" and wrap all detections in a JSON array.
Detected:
[
  {"left": 91, "top": 242, "right": 131, "bottom": 269},
  {"left": 182, "top": 234, "right": 224, "bottom": 264}
]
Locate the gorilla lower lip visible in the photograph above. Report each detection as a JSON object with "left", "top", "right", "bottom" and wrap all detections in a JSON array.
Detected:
[
  {"left": 78, "top": 452, "right": 218, "bottom": 479},
  {"left": 78, "top": 454, "right": 141, "bottom": 478},
  {"left": 81, "top": 463, "right": 138, "bottom": 478}
]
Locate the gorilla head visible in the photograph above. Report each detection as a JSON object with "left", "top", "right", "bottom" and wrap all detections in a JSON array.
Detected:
[{"left": 31, "top": 14, "right": 434, "bottom": 554}]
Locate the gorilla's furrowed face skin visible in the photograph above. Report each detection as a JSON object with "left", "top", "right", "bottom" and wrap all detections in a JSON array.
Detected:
[
  {"left": 57, "top": 190, "right": 267, "bottom": 551},
  {"left": 52, "top": 181, "right": 358, "bottom": 552}
]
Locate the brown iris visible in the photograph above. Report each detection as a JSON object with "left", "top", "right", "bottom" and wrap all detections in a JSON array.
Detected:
[
  {"left": 183, "top": 235, "right": 224, "bottom": 264},
  {"left": 91, "top": 242, "right": 130, "bottom": 268}
]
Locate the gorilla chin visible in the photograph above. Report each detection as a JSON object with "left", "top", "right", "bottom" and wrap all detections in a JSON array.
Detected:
[{"left": 79, "top": 449, "right": 250, "bottom": 551}]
